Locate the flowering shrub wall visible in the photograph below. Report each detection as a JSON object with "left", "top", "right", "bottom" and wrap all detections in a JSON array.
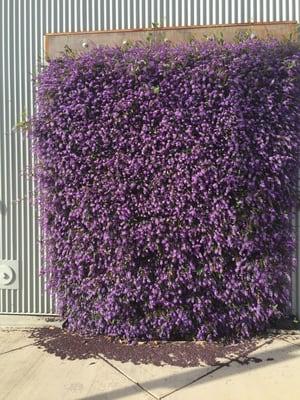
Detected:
[{"left": 32, "top": 40, "right": 300, "bottom": 341}]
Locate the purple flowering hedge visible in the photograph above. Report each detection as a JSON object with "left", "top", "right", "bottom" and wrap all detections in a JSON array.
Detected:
[{"left": 32, "top": 39, "right": 300, "bottom": 341}]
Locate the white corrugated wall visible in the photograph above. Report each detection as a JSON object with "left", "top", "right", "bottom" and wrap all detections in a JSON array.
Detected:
[{"left": 0, "top": 0, "right": 300, "bottom": 315}]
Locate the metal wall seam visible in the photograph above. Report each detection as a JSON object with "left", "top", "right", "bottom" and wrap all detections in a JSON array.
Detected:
[
  {"left": 1, "top": 0, "right": 7, "bottom": 312},
  {"left": 0, "top": 0, "right": 300, "bottom": 315}
]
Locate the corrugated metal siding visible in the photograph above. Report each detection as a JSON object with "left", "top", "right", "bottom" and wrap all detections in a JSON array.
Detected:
[{"left": 0, "top": 0, "right": 300, "bottom": 315}]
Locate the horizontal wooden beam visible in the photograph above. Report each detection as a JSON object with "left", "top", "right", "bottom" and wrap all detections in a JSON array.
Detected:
[{"left": 45, "top": 21, "right": 298, "bottom": 60}]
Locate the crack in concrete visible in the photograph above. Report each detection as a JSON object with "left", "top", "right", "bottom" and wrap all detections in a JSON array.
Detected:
[
  {"left": 0, "top": 343, "right": 33, "bottom": 357},
  {"left": 159, "top": 363, "right": 229, "bottom": 399},
  {"left": 97, "top": 354, "right": 159, "bottom": 399},
  {"left": 159, "top": 339, "right": 274, "bottom": 399},
  {"left": 278, "top": 336, "right": 300, "bottom": 348}
]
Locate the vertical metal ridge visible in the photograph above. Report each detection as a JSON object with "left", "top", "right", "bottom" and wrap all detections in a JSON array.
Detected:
[
  {"left": 0, "top": 0, "right": 7, "bottom": 312},
  {"left": 26, "top": 0, "right": 31, "bottom": 314},
  {"left": 13, "top": 0, "right": 19, "bottom": 313},
  {"left": 10, "top": 0, "right": 16, "bottom": 312},
  {"left": 6, "top": 0, "right": 11, "bottom": 312}
]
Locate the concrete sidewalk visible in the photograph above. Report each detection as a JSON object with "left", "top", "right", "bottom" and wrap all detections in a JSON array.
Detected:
[{"left": 1, "top": 317, "right": 300, "bottom": 400}]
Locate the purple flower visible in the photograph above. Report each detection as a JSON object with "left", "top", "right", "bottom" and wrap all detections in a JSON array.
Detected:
[{"left": 31, "top": 39, "right": 300, "bottom": 341}]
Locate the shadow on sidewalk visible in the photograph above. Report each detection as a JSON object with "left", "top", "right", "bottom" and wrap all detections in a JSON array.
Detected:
[{"left": 29, "top": 326, "right": 267, "bottom": 367}]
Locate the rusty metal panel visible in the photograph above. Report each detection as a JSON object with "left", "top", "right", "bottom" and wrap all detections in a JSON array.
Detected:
[{"left": 45, "top": 21, "right": 299, "bottom": 60}]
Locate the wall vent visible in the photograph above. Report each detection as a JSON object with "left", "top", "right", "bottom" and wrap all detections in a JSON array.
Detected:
[{"left": 0, "top": 261, "right": 19, "bottom": 290}]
